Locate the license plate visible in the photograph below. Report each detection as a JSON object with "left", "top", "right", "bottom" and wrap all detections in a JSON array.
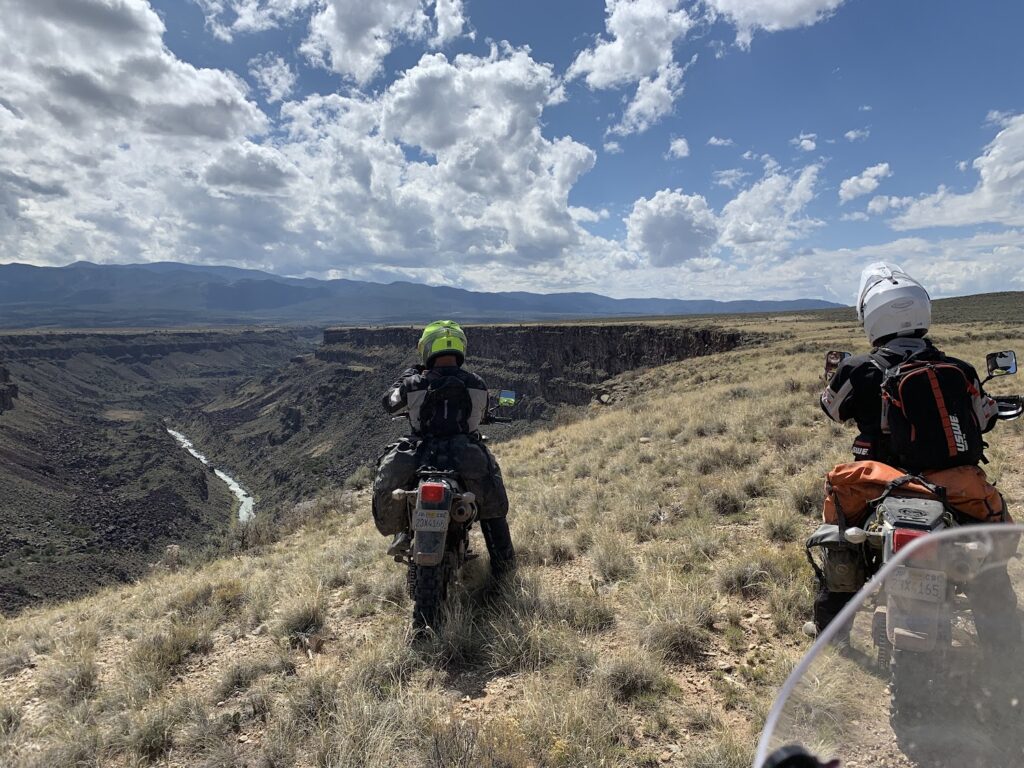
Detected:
[
  {"left": 412, "top": 507, "right": 449, "bottom": 532},
  {"left": 888, "top": 565, "right": 946, "bottom": 604}
]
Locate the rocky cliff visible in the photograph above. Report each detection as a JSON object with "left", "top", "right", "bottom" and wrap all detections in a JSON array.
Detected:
[
  {"left": 187, "top": 323, "right": 756, "bottom": 513},
  {"left": 321, "top": 324, "right": 749, "bottom": 408},
  {"left": 0, "top": 364, "right": 17, "bottom": 414},
  {"left": 0, "top": 329, "right": 313, "bottom": 613}
]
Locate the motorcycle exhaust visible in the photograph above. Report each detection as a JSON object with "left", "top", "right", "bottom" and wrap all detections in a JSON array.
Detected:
[{"left": 451, "top": 492, "right": 476, "bottom": 523}]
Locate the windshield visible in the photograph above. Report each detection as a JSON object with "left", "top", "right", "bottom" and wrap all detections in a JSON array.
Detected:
[{"left": 757, "top": 524, "right": 1024, "bottom": 768}]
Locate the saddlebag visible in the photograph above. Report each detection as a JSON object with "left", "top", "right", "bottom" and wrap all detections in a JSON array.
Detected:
[
  {"left": 823, "top": 461, "right": 937, "bottom": 526},
  {"left": 806, "top": 524, "right": 867, "bottom": 593},
  {"left": 921, "top": 465, "right": 1007, "bottom": 522},
  {"left": 822, "top": 460, "right": 1009, "bottom": 526},
  {"left": 371, "top": 439, "right": 423, "bottom": 535}
]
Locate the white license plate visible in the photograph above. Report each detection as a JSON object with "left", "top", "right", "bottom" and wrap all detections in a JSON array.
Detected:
[
  {"left": 889, "top": 565, "right": 946, "bottom": 604},
  {"left": 412, "top": 507, "right": 449, "bottom": 532}
]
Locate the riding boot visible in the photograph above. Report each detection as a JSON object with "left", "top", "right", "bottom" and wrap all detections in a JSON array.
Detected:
[
  {"left": 813, "top": 584, "right": 855, "bottom": 635},
  {"left": 479, "top": 517, "right": 516, "bottom": 578}
]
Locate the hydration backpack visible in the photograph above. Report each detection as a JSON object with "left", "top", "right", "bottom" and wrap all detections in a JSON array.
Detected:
[
  {"left": 874, "top": 351, "right": 985, "bottom": 471},
  {"left": 417, "top": 372, "right": 474, "bottom": 438}
]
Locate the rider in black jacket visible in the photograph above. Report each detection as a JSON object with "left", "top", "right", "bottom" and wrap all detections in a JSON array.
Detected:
[
  {"left": 371, "top": 321, "right": 515, "bottom": 578},
  {"left": 813, "top": 263, "right": 1009, "bottom": 635},
  {"left": 821, "top": 336, "right": 998, "bottom": 467}
]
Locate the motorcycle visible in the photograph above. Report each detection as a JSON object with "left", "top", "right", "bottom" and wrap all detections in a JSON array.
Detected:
[
  {"left": 757, "top": 524, "right": 1024, "bottom": 768},
  {"left": 761, "top": 351, "right": 1023, "bottom": 767},
  {"left": 390, "top": 390, "right": 518, "bottom": 629}
]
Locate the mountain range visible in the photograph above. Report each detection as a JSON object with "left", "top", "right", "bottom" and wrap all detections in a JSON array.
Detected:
[{"left": 0, "top": 261, "right": 843, "bottom": 328}]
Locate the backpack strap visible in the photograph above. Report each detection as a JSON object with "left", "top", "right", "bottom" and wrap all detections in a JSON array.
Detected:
[
  {"left": 870, "top": 352, "right": 899, "bottom": 434},
  {"left": 871, "top": 346, "right": 931, "bottom": 436},
  {"left": 869, "top": 350, "right": 894, "bottom": 373}
]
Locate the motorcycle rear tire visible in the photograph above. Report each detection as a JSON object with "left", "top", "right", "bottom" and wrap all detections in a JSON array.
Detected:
[
  {"left": 890, "top": 647, "right": 945, "bottom": 753},
  {"left": 412, "top": 562, "right": 449, "bottom": 630}
]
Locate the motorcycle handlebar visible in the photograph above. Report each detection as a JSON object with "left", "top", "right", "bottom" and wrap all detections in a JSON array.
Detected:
[{"left": 994, "top": 395, "right": 1023, "bottom": 420}]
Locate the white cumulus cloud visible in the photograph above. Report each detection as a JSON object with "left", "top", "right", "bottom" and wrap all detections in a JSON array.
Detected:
[
  {"left": 718, "top": 164, "right": 822, "bottom": 254},
  {"left": 626, "top": 188, "right": 719, "bottom": 266},
  {"left": 704, "top": 0, "right": 846, "bottom": 47},
  {"left": 301, "top": 0, "right": 430, "bottom": 84},
  {"left": 0, "top": 0, "right": 268, "bottom": 265},
  {"left": 567, "top": 0, "right": 693, "bottom": 89},
  {"left": 844, "top": 127, "right": 869, "bottom": 142},
  {"left": 708, "top": 135, "right": 735, "bottom": 147},
  {"left": 196, "top": 0, "right": 468, "bottom": 60},
  {"left": 790, "top": 132, "right": 817, "bottom": 152},
  {"left": 612, "top": 59, "right": 692, "bottom": 135},
  {"left": 894, "top": 114, "right": 1024, "bottom": 229},
  {"left": 192, "top": 0, "right": 316, "bottom": 39},
  {"left": 667, "top": 136, "right": 690, "bottom": 158},
  {"left": 249, "top": 54, "right": 297, "bottom": 103},
  {"left": 838, "top": 162, "right": 892, "bottom": 203},
  {"left": 570, "top": 1, "right": 696, "bottom": 136},
  {"left": 866, "top": 195, "right": 911, "bottom": 216},
  {"left": 0, "top": 4, "right": 598, "bottom": 277},
  {"left": 713, "top": 168, "right": 748, "bottom": 188},
  {"left": 432, "top": 0, "right": 469, "bottom": 45}
]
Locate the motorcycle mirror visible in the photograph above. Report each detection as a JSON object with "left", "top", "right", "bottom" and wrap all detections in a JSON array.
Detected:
[
  {"left": 497, "top": 389, "right": 518, "bottom": 407},
  {"left": 986, "top": 350, "right": 1017, "bottom": 378},
  {"left": 823, "top": 350, "right": 851, "bottom": 381}
]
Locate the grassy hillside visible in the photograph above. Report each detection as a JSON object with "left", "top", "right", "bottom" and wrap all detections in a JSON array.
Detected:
[{"left": 2, "top": 316, "right": 1022, "bottom": 767}]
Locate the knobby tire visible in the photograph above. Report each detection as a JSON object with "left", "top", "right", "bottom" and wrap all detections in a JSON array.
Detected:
[{"left": 412, "top": 562, "right": 449, "bottom": 630}]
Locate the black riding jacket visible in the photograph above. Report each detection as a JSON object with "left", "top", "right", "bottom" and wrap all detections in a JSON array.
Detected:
[
  {"left": 382, "top": 365, "right": 489, "bottom": 439},
  {"left": 820, "top": 337, "right": 998, "bottom": 464}
]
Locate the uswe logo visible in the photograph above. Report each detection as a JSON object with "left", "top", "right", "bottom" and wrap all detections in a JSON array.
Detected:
[{"left": 949, "top": 414, "right": 969, "bottom": 453}]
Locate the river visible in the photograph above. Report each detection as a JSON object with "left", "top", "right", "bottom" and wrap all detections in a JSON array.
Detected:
[{"left": 166, "top": 428, "right": 255, "bottom": 522}]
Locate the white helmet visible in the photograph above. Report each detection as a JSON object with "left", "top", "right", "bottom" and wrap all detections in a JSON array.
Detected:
[{"left": 856, "top": 261, "right": 931, "bottom": 346}]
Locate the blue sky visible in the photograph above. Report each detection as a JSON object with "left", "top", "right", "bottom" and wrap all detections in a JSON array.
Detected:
[{"left": 2, "top": 0, "right": 1023, "bottom": 302}]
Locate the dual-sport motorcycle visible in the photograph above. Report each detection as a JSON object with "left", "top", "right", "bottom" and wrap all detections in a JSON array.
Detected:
[
  {"left": 390, "top": 390, "right": 518, "bottom": 629},
  {"left": 760, "top": 351, "right": 1023, "bottom": 768},
  {"left": 759, "top": 524, "right": 1024, "bottom": 768}
]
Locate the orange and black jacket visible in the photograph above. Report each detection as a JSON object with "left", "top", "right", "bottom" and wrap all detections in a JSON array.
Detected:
[{"left": 820, "top": 337, "right": 997, "bottom": 464}]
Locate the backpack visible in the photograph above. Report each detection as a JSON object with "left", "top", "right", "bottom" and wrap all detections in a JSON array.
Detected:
[
  {"left": 417, "top": 371, "right": 474, "bottom": 438},
  {"left": 873, "top": 350, "right": 985, "bottom": 471}
]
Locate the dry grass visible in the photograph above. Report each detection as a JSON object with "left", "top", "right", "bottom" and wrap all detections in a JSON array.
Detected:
[{"left": 2, "top": 316, "right": 1022, "bottom": 766}]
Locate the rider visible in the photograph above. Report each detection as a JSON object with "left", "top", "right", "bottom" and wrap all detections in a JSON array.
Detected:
[
  {"left": 371, "top": 320, "right": 516, "bottom": 578},
  {"left": 820, "top": 262, "right": 998, "bottom": 466},
  {"left": 814, "top": 263, "right": 1014, "bottom": 636}
]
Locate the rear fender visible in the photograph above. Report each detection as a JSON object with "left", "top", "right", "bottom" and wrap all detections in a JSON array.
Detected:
[
  {"left": 414, "top": 531, "right": 447, "bottom": 566},
  {"left": 886, "top": 594, "right": 945, "bottom": 651}
]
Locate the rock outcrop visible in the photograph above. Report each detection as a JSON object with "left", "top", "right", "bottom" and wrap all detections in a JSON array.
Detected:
[
  {"left": 0, "top": 365, "right": 17, "bottom": 414},
  {"left": 186, "top": 323, "right": 757, "bottom": 514},
  {"left": 0, "top": 329, "right": 312, "bottom": 614},
  {"left": 320, "top": 324, "right": 752, "bottom": 408}
]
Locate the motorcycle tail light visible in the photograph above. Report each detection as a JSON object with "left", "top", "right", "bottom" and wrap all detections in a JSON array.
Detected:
[
  {"left": 892, "top": 527, "right": 927, "bottom": 554},
  {"left": 419, "top": 482, "right": 446, "bottom": 504}
]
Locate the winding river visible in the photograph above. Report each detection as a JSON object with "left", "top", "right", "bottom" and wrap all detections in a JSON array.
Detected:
[{"left": 167, "top": 428, "right": 255, "bottom": 522}]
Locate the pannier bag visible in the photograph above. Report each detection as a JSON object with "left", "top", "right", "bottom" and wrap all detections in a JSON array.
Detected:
[
  {"left": 822, "top": 460, "right": 1008, "bottom": 527},
  {"left": 806, "top": 524, "right": 867, "bottom": 593},
  {"left": 877, "top": 356, "right": 985, "bottom": 471}
]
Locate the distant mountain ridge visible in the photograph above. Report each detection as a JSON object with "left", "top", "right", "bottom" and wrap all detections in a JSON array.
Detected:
[{"left": 0, "top": 261, "right": 844, "bottom": 328}]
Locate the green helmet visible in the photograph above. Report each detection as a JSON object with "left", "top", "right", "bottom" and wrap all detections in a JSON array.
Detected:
[{"left": 418, "top": 320, "right": 467, "bottom": 367}]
